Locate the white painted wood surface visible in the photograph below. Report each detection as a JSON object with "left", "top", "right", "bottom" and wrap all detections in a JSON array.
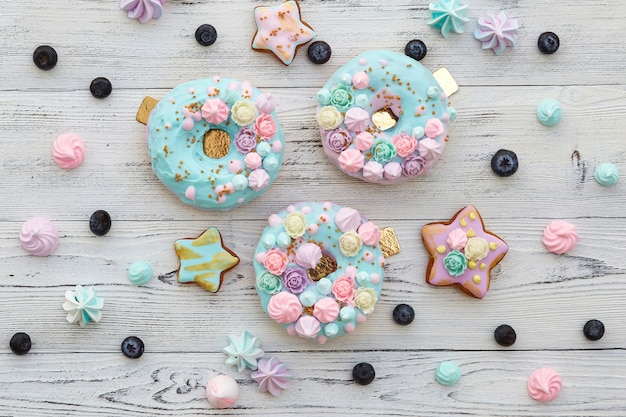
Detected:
[{"left": 1, "top": 0, "right": 626, "bottom": 415}]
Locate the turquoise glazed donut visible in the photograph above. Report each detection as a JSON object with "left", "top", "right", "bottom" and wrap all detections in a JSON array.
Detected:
[
  {"left": 316, "top": 50, "right": 456, "bottom": 184},
  {"left": 147, "top": 77, "right": 285, "bottom": 210},
  {"left": 253, "top": 201, "right": 386, "bottom": 344}
]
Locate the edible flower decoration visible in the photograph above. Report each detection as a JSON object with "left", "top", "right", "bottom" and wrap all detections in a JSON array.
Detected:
[
  {"left": 62, "top": 285, "right": 104, "bottom": 327},
  {"left": 223, "top": 331, "right": 265, "bottom": 372}
]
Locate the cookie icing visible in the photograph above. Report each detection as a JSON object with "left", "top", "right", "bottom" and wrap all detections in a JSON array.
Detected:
[
  {"left": 146, "top": 77, "right": 285, "bottom": 210},
  {"left": 317, "top": 50, "right": 456, "bottom": 184},
  {"left": 254, "top": 202, "right": 386, "bottom": 343}
]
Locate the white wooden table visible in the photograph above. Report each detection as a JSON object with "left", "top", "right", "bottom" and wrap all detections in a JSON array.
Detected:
[{"left": 2, "top": 0, "right": 626, "bottom": 415}]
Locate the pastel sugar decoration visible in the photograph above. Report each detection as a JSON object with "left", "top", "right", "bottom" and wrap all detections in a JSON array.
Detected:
[
  {"left": 62, "top": 285, "right": 104, "bottom": 327},
  {"left": 206, "top": 375, "right": 239, "bottom": 408},
  {"left": 537, "top": 99, "right": 562, "bottom": 126},
  {"left": 19, "top": 217, "right": 59, "bottom": 256},
  {"left": 120, "top": 0, "right": 164, "bottom": 24},
  {"left": 473, "top": 11, "right": 519, "bottom": 55},
  {"left": 428, "top": 0, "right": 469, "bottom": 37},
  {"left": 251, "top": 357, "right": 289, "bottom": 396},
  {"left": 594, "top": 162, "right": 619, "bottom": 186},
  {"left": 222, "top": 331, "right": 264, "bottom": 372},
  {"left": 528, "top": 368, "right": 562, "bottom": 402},
  {"left": 435, "top": 361, "right": 461, "bottom": 386},
  {"left": 127, "top": 261, "right": 154, "bottom": 285},
  {"left": 542, "top": 220, "right": 578, "bottom": 254},
  {"left": 53, "top": 133, "right": 85, "bottom": 169}
]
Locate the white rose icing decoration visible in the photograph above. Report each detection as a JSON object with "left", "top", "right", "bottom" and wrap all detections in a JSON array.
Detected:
[
  {"left": 19, "top": 217, "right": 59, "bottom": 256},
  {"left": 542, "top": 220, "right": 578, "bottom": 254}
]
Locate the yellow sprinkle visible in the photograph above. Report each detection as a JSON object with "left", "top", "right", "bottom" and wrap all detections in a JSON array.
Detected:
[
  {"left": 468, "top": 260, "right": 477, "bottom": 269},
  {"left": 466, "top": 228, "right": 476, "bottom": 238},
  {"left": 436, "top": 245, "right": 447, "bottom": 254},
  {"left": 489, "top": 242, "right": 498, "bottom": 250},
  {"left": 469, "top": 212, "right": 476, "bottom": 220},
  {"left": 473, "top": 275, "right": 481, "bottom": 284},
  {"left": 460, "top": 218, "right": 467, "bottom": 227},
  {"left": 480, "top": 263, "right": 486, "bottom": 270}
]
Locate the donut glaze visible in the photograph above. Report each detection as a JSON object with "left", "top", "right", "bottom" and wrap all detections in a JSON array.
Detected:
[
  {"left": 253, "top": 202, "right": 386, "bottom": 343},
  {"left": 147, "top": 77, "right": 285, "bottom": 210},
  {"left": 317, "top": 50, "right": 456, "bottom": 184}
]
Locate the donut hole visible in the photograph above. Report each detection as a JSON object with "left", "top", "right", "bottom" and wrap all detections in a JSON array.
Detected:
[
  {"left": 371, "top": 108, "right": 398, "bottom": 131},
  {"left": 203, "top": 129, "right": 231, "bottom": 159}
]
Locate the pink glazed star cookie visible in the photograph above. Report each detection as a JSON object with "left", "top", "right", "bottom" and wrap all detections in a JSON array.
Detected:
[
  {"left": 251, "top": 0, "right": 316, "bottom": 65},
  {"left": 421, "top": 205, "right": 508, "bottom": 298}
]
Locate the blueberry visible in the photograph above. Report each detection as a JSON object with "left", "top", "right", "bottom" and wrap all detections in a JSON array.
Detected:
[
  {"left": 392, "top": 304, "right": 415, "bottom": 325},
  {"left": 352, "top": 362, "right": 375, "bottom": 385},
  {"left": 195, "top": 24, "right": 217, "bottom": 46},
  {"left": 491, "top": 149, "right": 519, "bottom": 177},
  {"left": 90, "top": 77, "right": 112, "bottom": 99},
  {"left": 121, "top": 336, "right": 144, "bottom": 358},
  {"left": 89, "top": 210, "right": 112, "bottom": 236},
  {"left": 307, "top": 41, "right": 332, "bottom": 65},
  {"left": 33, "top": 45, "right": 58, "bottom": 71},
  {"left": 10, "top": 332, "right": 32, "bottom": 355},
  {"left": 583, "top": 319, "right": 604, "bottom": 341},
  {"left": 405, "top": 39, "right": 427, "bottom": 61},
  {"left": 494, "top": 324, "right": 516, "bottom": 346},
  {"left": 538, "top": 32, "right": 560, "bottom": 54}
]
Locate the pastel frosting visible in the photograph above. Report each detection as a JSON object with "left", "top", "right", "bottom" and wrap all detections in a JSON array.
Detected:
[
  {"left": 254, "top": 202, "right": 386, "bottom": 343},
  {"left": 222, "top": 331, "right": 264, "bottom": 372},
  {"left": 594, "top": 162, "right": 619, "bottom": 186},
  {"left": 52, "top": 133, "right": 85, "bottom": 169},
  {"left": 251, "top": 0, "right": 316, "bottom": 65},
  {"left": 317, "top": 50, "right": 456, "bottom": 184},
  {"left": 147, "top": 77, "right": 285, "bottom": 210},
  {"left": 428, "top": 0, "right": 469, "bottom": 37},
  {"left": 251, "top": 357, "right": 289, "bottom": 396},
  {"left": 536, "top": 99, "right": 562, "bottom": 126},
  {"left": 542, "top": 220, "right": 578, "bottom": 254},
  {"left": 473, "top": 11, "right": 519, "bottom": 55},
  {"left": 528, "top": 368, "right": 562, "bottom": 402},
  {"left": 435, "top": 361, "right": 461, "bottom": 386},
  {"left": 62, "top": 285, "right": 104, "bottom": 327},
  {"left": 127, "top": 260, "right": 153, "bottom": 285},
  {"left": 205, "top": 375, "right": 239, "bottom": 409},
  {"left": 120, "top": 0, "right": 164, "bottom": 23},
  {"left": 19, "top": 217, "right": 59, "bottom": 256}
]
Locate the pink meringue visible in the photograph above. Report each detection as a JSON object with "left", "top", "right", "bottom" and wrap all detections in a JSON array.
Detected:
[
  {"left": 120, "top": 0, "right": 164, "bottom": 24},
  {"left": 417, "top": 138, "right": 443, "bottom": 160},
  {"left": 255, "top": 93, "right": 275, "bottom": 114},
  {"left": 424, "top": 118, "right": 445, "bottom": 139},
  {"left": 527, "top": 368, "right": 562, "bottom": 402},
  {"left": 295, "top": 315, "right": 321, "bottom": 339},
  {"left": 542, "top": 220, "right": 578, "bottom": 254},
  {"left": 251, "top": 357, "right": 289, "bottom": 396},
  {"left": 248, "top": 169, "right": 270, "bottom": 191},
  {"left": 344, "top": 107, "right": 370, "bottom": 132},
  {"left": 19, "top": 217, "right": 59, "bottom": 256},
  {"left": 201, "top": 99, "right": 229, "bottom": 124},
  {"left": 352, "top": 71, "right": 370, "bottom": 89},
  {"left": 358, "top": 221, "right": 381, "bottom": 246},
  {"left": 206, "top": 374, "right": 239, "bottom": 409},
  {"left": 313, "top": 297, "right": 340, "bottom": 323},
  {"left": 446, "top": 228, "right": 468, "bottom": 250},
  {"left": 267, "top": 292, "right": 302, "bottom": 324},
  {"left": 338, "top": 148, "right": 364, "bottom": 173},
  {"left": 335, "top": 207, "right": 362, "bottom": 233},
  {"left": 383, "top": 162, "right": 402, "bottom": 180},
  {"left": 354, "top": 132, "right": 374, "bottom": 151},
  {"left": 294, "top": 242, "right": 322, "bottom": 269},
  {"left": 52, "top": 133, "right": 85, "bottom": 169},
  {"left": 362, "top": 161, "right": 384, "bottom": 182},
  {"left": 474, "top": 11, "right": 519, "bottom": 55}
]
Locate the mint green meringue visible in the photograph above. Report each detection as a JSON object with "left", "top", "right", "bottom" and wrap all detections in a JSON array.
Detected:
[
  {"left": 428, "top": 0, "right": 470, "bottom": 37},
  {"left": 537, "top": 99, "right": 562, "bottom": 126},
  {"left": 223, "top": 331, "right": 264, "bottom": 372},
  {"left": 435, "top": 361, "right": 461, "bottom": 386},
  {"left": 127, "top": 261, "right": 153, "bottom": 285},
  {"left": 594, "top": 163, "right": 619, "bottom": 187}
]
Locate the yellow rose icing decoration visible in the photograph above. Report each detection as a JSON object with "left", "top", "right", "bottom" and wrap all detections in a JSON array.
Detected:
[
  {"left": 317, "top": 106, "right": 343, "bottom": 130},
  {"left": 464, "top": 237, "right": 489, "bottom": 261},
  {"left": 354, "top": 287, "right": 378, "bottom": 315},
  {"left": 338, "top": 230, "right": 363, "bottom": 257},
  {"left": 230, "top": 100, "right": 258, "bottom": 126},
  {"left": 283, "top": 211, "right": 307, "bottom": 239}
]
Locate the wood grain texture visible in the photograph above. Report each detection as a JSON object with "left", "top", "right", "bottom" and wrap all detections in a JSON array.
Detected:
[{"left": 1, "top": 0, "right": 626, "bottom": 415}]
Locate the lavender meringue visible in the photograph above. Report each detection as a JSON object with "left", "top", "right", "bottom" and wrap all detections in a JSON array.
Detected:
[{"left": 19, "top": 217, "right": 59, "bottom": 256}]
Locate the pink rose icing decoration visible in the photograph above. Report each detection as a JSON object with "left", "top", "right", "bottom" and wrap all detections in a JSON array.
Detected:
[
  {"left": 331, "top": 275, "right": 357, "bottom": 303},
  {"left": 294, "top": 243, "right": 322, "bottom": 269},
  {"left": 201, "top": 99, "right": 229, "bottom": 124},
  {"left": 542, "top": 220, "right": 578, "bottom": 254},
  {"left": 53, "top": 133, "right": 85, "bottom": 169},
  {"left": 392, "top": 133, "right": 418, "bottom": 158},
  {"left": 338, "top": 148, "right": 364, "bottom": 173},
  {"left": 358, "top": 221, "right": 380, "bottom": 246},
  {"left": 267, "top": 292, "right": 302, "bottom": 324},
  {"left": 263, "top": 248, "right": 287, "bottom": 275},
  {"left": 254, "top": 114, "right": 277, "bottom": 139},
  {"left": 313, "top": 298, "right": 340, "bottom": 323},
  {"left": 417, "top": 138, "right": 443, "bottom": 160},
  {"left": 344, "top": 107, "right": 370, "bottom": 132},
  {"left": 120, "top": 0, "right": 164, "bottom": 24},
  {"left": 354, "top": 132, "right": 374, "bottom": 151},
  {"left": 424, "top": 118, "right": 445, "bottom": 138},
  {"left": 446, "top": 228, "right": 468, "bottom": 250},
  {"left": 295, "top": 316, "right": 321, "bottom": 339},
  {"left": 19, "top": 217, "right": 59, "bottom": 256},
  {"left": 335, "top": 207, "right": 362, "bottom": 233},
  {"left": 527, "top": 368, "right": 562, "bottom": 402}
]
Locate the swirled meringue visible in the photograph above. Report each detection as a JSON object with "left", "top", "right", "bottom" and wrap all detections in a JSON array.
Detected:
[
  {"left": 294, "top": 243, "right": 322, "bottom": 269},
  {"left": 52, "top": 133, "right": 85, "bottom": 169},
  {"left": 528, "top": 368, "right": 562, "bottom": 402},
  {"left": 62, "top": 285, "right": 104, "bottom": 327},
  {"left": 19, "top": 217, "right": 59, "bottom": 256},
  {"left": 362, "top": 161, "right": 384, "bottom": 182},
  {"left": 251, "top": 357, "right": 289, "bottom": 396},
  {"left": 313, "top": 297, "right": 340, "bottom": 323},
  {"left": 435, "top": 361, "right": 461, "bottom": 386},
  {"left": 594, "top": 162, "right": 619, "bottom": 187},
  {"left": 542, "top": 220, "right": 578, "bottom": 254},
  {"left": 248, "top": 169, "right": 270, "bottom": 191},
  {"left": 335, "top": 207, "right": 362, "bottom": 233},
  {"left": 428, "top": 0, "right": 469, "bottom": 38},
  {"left": 267, "top": 292, "right": 302, "bottom": 324},
  {"left": 358, "top": 221, "right": 381, "bottom": 246},
  {"left": 206, "top": 374, "right": 239, "bottom": 408},
  {"left": 255, "top": 93, "right": 275, "bottom": 114},
  {"left": 201, "top": 99, "right": 229, "bottom": 124},
  {"left": 338, "top": 148, "right": 364, "bottom": 173},
  {"left": 127, "top": 261, "right": 153, "bottom": 285},
  {"left": 417, "top": 138, "right": 443, "bottom": 160},
  {"left": 120, "top": 0, "right": 164, "bottom": 24},
  {"left": 446, "top": 228, "right": 468, "bottom": 250},
  {"left": 536, "top": 99, "right": 562, "bottom": 127},
  {"left": 223, "top": 331, "right": 264, "bottom": 372},
  {"left": 474, "top": 11, "right": 519, "bottom": 55},
  {"left": 344, "top": 107, "right": 370, "bottom": 132},
  {"left": 295, "top": 315, "right": 321, "bottom": 339}
]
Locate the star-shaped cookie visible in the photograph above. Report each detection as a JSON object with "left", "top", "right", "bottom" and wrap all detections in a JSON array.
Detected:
[
  {"left": 421, "top": 205, "right": 508, "bottom": 298},
  {"left": 251, "top": 0, "right": 316, "bottom": 65},
  {"left": 175, "top": 228, "right": 240, "bottom": 292}
]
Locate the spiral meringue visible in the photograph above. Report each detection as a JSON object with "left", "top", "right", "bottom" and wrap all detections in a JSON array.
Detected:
[
  {"left": 417, "top": 138, "right": 443, "bottom": 160},
  {"left": 335, "top": 207, "right": 362, "bottom": 233},
  {"left": 536, "top": 99, "right": 562, "bottom": 127},
  {"left": 295, "top": 315, "right": 321, "bottom": 339},
  {"left": 52, "top": 133, "right": 85, "bottom": 169},
  {"left": 255, "top": 93, "right": 275, "bottom": 114},
  {"left": 267, "top": 292, "right": 302, "bottom": 324},
  {"left": 251, "top": 357, "right": 289, "bottom": 396},
  {"left": 344, "top": 107, "right": 370, "bottom": 132},
  {"left": 594, "top": 162, "right": 619, "bottom": 187},
  {"left": 222, "top": 331, "right": 264, "bottom": 372},
  {"left": 338, "top": 148, "right": 364, "bottom": 173},
  {"left": 201, "top": 99, "right": 229, "bottom": 124},
  {"left": 428, "top": 0, "right": 469, "bottom": 37},
  {"left": 206, "top": 374, "right": 239, "bottom": 408},
  {"left": 527, "top": 368, "right": 562, "bottom": 402},
  {"left": 62, "top": 285, "right": 104, "bottom": 327},
  {"left": 294, "top": 242, "right": 322, "bottom": 269},
  {"left": 120, "top": 0, "right": 164, "bottom": 24},
  {"left": 312, "top": 297, "right": 340, "bottom": 323},
  {"left": 542, "top": 220, "right": 578, "bottom": 254},
  {"left": 473, "top": 11, "right": 519, "bottom": 55},
  {"left": 435, "top": 361, "right": 461, "bottom": 386},
  {"left": 19, "top": 217, "right": 59, "bottom": 257}
]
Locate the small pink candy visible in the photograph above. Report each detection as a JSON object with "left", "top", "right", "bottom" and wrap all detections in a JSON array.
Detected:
[
  {"left": 317, "top": 335, "right": 328, "bottom": 344},
  {"left": 206, "top": 375, "right": 239, "bottom": 409},
  {"left": 255, "top": 93, "right": 275, "bottom": 114},
  {"left": 352, "top": 71, "right": 369, "bottom": 89},
  {"left": 217, "top": 195, "right": 227, "bottom": 204},
  {"left": 207, "top": 86, "right": 218, "bottom": 95},
  {"left": 184, "top": 186, "right": 196, "bottom": 201},
  {"left": 363, "top": 251, "right": 374, "bottom": 262},
  {"left": 286, "top": 205, "right": 296, "bottom": 212},
  {"left": 345, "top": 323, "right": 356, "bottom": 333},
  {"left": 228, "top": 160, "right": 242, "bottom": 174},
  {"left": 357, "top": 314, "right": 367, "bottom": 324},
  {"left": 371, "top": 273, "right": 380, "bottom": 285},
  {"left": 424, "top": 118, "right": 445, "bottom": 138},
  {"left": 354, "top": 132, "right": 374, "bottom": 151},
  {"left": 358, "top": 221, "right": 381, "bottom": 246},
  {"left": 323, "top": 202, "right": 333, "bottom": 210},
  {"left": 301, "top": 206, "right": 312, "bottom": 214},
  {"left": 307, "top": 224, "right": 318, "bottom": 234},
  {"left": 378, "top": 256, "right": 385, "bottom": 266},
  {"left": 268, "top": 214, "right": 282, "bottom": 227},
  {"left": 244, "top": 152, "right": 262, "bottom": 169},
  {"left": 358, "top": 58, "right": 367, "bottom": 65},
  {"left": 271, "top": 140, "right": 282, "bottom": 153},
  {"left": 212, "top": 75, "right": 221, "bottom": 83},
  {"left": 182, "top": 117, "right": 194, "bottom": 131},
  {"left": 255, "top": 251, "right": 266, "bottom": 264},
  {"left": 287, "top": 325, "right": 296, "bottom": 335},
  {"left": 345, "top": 266, "right": 357, "bottom": 278}
]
